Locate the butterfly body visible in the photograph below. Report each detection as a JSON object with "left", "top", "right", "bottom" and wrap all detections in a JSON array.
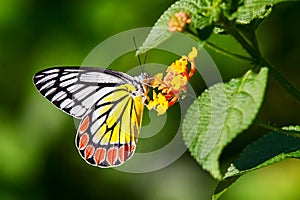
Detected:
[{"left": 34, "top": 67, "right": 148, "bottom": 167}]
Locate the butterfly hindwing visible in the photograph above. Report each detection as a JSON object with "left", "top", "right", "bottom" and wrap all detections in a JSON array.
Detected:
[{"left": 76, "top": 84, "right": 144, "bottom": 167}]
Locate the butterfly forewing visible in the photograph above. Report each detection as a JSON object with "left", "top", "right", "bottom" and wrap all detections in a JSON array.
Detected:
[
  {"left": 33, "top": 67, "right": 147, "bottom": 167},
  {"left": 33, "top": 67, "right": 135, "bottom": 118}
]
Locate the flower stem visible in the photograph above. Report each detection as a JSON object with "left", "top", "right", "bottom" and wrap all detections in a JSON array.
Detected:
[
  {"left": 261, "top": 58, "right": 300, "bottom": 103},
  {"left": 204, "top": 40, "right": 254, "bottom": 62},
  {"left": 228, "top": 28, "right": 259, "bottom": 61},
  {"left": 226, "top": 23, "right": 300, "bottom": 103},
  {"left": 255, "top": 119, "right": 300, "bottom": 138}
]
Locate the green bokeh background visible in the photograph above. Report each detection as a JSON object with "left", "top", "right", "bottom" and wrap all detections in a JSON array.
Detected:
[{"left": 0, "top": 0, "right": 300, "bottom": 199}]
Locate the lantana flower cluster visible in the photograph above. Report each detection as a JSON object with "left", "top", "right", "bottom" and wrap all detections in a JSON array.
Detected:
[
  {"left": 168, "top": 12, "right": 191, "bottom": 32},
  {"left": 146, "top": 47, "right": 198, "bottom": 115}
]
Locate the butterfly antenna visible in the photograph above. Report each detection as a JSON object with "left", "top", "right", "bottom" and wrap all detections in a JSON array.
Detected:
[
  {"left": 143, "top": 52, "right": 148, "bottom": 66},
  {"left": 133, "top": 36, "right": 144, "bottom": 73}
]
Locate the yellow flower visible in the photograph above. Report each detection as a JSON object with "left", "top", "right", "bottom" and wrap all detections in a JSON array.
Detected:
[
  {"left": 188, "top": 47, "right": 198, "bottom": 60},
  {"left": 146, "top": 47, "right": 198, "bottom": 115},
  {"left": 146, "top": 91, "right": 168, "bottom": 116},
  {"left": 167, "top": 58, "right": 188, "bottom": 74},
  {"left": 156, "top": 93, "right": 168, "bottom": 115},
  {"left": 171, "top": 74, "right": 187, "bottom": 92},
  {"left": 152, "top": 73, "right": 163, "bottom": 88},
  {"left": 156, "top": 105, "right": 166, "bottom": 116},
  {"left": 157, "top": 93, "right": 168, "bottom": 109}
]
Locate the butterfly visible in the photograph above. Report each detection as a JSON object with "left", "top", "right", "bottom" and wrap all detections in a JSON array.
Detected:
[
  {"left": 33, "top": 47, "right": 197, "bottom": 168},
  {"left": 33, "top": 67, "right": 149, "bottom": 168}
]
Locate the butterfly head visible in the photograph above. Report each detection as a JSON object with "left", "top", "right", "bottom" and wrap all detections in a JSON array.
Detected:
[{"left": 137, "top": 72, "right": 150, "bottom": 82}]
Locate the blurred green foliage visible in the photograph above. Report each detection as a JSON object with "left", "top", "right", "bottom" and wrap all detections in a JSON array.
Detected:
[{"left": 0, "top": 0, "right": 299, "bottom": 199}]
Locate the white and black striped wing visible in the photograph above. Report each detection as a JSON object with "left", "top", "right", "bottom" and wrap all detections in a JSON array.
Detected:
[{"left": 33, "top": 67, "right": 136, "bottom": 119}]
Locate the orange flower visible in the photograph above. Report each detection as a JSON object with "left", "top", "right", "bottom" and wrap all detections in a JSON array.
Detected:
[{"left": 146, "top": 47, "right": 198, "bottom": 115}]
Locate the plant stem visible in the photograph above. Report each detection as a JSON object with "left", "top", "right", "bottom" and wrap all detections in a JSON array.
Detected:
[
  {"left": 255, "top": 119, "right": 300, "bottom": 138},
  {"left": 229, "top": 28, "right": 259, "bottom": 60},
  {"left": 255, "top": 119, "right": 279, "bottom": 132},
  {"left": 204, "top": 41, "right": 254, "bottom": 62},
  {"left": 226, "top": 24, "right": 300, "bottom": 103},
  {"left": 261, "top": 58, "right": 300, "bottom": 102}
]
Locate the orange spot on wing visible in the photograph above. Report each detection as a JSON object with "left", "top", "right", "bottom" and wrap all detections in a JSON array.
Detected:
[
  {"left": 118, "top": 146, "right": 125, "bottom": 163},
  {"left": 122, "top": 144, "right": 135, "bottom": 161},
  {"left": 85, "top": 145, "right": 95, "bottom": 159},
  {"left": 106, "top": 148, "right": 118, "bottom": 166},
  {"left": 79, "top": 133, "right": 89, "bottom": 150},
  {"left": 94, "top": 148, "right": 106, "bottom": 165},
  {"left": 131, "top": 144, "right": 136, "bottom": 152},
  {"left": 79, "top": 116, "right": 89, "bottom": 133},
  {"left": 124, "top": 144, "right": 131, "bottom": 160}
]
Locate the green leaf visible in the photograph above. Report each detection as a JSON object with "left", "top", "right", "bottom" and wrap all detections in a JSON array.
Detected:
[
  {"left": 137, "top": 0, "right": 212, "bottom": 55},
  {"left": 282, "top": 125, "right": 300, "bottom": 135},
  {"left": 276, "top": 124, "right": 300, "bottom": 137},
  {"left": 225, "top": 128, "right": 300, "bottom": 178},
  {"left": 212, "top": 129, "right": 300, "bottom": 199},
  {"left": 182, "top": 67, "right": 268, "bottom": 180},
  {"left": 212, "top": 176, "right": 241, "bottom": 200},
  {"left": 231, "top": 0, "right": 295, "bottom": 24}
]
